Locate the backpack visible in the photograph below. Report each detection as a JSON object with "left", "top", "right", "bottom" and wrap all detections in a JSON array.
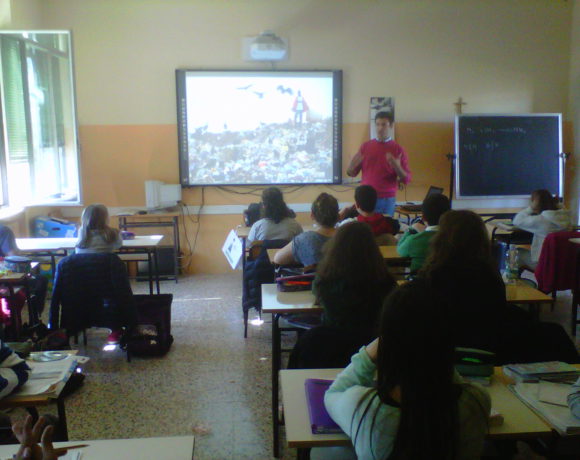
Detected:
[{"left": 126, "top": 294, "right": 173, "bottom": 357}]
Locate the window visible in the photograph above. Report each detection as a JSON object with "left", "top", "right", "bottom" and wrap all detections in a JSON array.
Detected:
[{"left": 0, "top": 31, "right": 80, "bottom": 207}]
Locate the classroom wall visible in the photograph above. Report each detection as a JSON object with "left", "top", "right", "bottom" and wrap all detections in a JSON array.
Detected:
[
  {"left": 8, "top": 0, "right": 576, "bottom": 273},
  {"left": 4, "top": 0, "right": 41, "bottom": 29},
  {"left": 569, "top": 0, "right": 580, "bottom": 224}
]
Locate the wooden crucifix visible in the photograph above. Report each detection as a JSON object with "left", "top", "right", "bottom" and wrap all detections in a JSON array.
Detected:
[{"left": 454, "top": 97, "right": 467, "bottom": 115}]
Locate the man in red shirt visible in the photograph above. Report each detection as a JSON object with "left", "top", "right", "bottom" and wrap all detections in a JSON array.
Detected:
[{"left": 346, "top": 111, "right": 411, "bottom": 216}]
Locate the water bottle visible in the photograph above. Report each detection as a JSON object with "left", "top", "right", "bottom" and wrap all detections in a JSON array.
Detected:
[{"left": 504, "top": 244, "right": 519, "bottom": 285}]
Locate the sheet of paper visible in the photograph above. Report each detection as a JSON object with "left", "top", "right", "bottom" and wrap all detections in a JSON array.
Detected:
[
  {"left": 222, "top": 230, "right": 243, "bottom": 270},
  {"left": 538, "top": 381, "right": 571, "bottom": 407}
]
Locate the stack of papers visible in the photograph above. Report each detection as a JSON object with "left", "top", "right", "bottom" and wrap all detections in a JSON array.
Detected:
[
  {"left": 503, "top": 361, "right": 580, "bottom": 383},
  {"left": 511, "top": 382, "right": 580, "bottom": 435},
  {"left": 17, "top": 355, "right": 78, "bottom": 397}
]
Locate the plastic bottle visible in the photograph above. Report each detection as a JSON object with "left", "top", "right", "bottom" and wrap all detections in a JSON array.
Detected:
[{"left": 504, "top": 244, "right": 519, "bottom": 285}]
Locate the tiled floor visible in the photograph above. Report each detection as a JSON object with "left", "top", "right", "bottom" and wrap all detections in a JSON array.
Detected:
[{"left": 12, "top": 273, "right": 580, "bottom": 459}]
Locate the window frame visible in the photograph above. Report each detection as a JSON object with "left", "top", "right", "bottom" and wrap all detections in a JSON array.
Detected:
[{"left": 0, "top": 30, "right": 82, "bottom": 208}]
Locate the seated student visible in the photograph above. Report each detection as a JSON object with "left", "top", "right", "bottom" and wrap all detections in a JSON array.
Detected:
[
  {"left": 75, "top": 204, "right": 122, "bottom": 254},
  {"left": 247, "top": 187, "right": 302, "bottom": 243},
  {"left": 397, "top": 193, "right": 450, "bottom": 272},
  {"left": 315, "top": 222, "right": 396, "bottom": 334},
  {"left": 314, "top": 279, "right": 490, "bottom": 460},
  {"left": 419, "top": 210, "right": 512, "bottom": 353},
  {"left": 0, "top": 341, "right": 30, "bottom": 399},
  {"left": 0, "top": 225, "right": 48, "bottom": 320},
  {"left": 274, "top": 193, "right": 339, "bottom": 267},
  {"left": 339, "top": 185, "right": 399, "bottom": 245},
  {"left": 512, "top": 189, "right": 571, "bottom": 269},
  {"left": 288, "top": 222, "right": 397, "bottom": 369},
  {"left": 417, "top": 210, "right": 577, "bottom": 364}
]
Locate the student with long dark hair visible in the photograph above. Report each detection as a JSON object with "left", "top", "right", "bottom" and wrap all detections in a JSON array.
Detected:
[
  {"left": 513, "top": 189, "right": 570, "bottom": 269},
  {"left": 315, "top": 221, "right": 396, "bottom": 335},
  {"left": 318, "top": 279, "right": 490, "bottom": 460},
  {"left": 247, "top": 187, "right": 302, "bottom": 243},
  {"left": 420, "top": 210, "right": 507, "bottom": 352}
]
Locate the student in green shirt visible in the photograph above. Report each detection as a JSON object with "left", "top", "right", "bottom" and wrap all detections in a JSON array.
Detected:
[{"left": 397, "top": 193, "right": 450, "bottom": 272}]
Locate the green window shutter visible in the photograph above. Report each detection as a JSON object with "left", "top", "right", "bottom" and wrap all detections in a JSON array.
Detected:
[{"left": 1, "top": 37, "right": 29, "bottom": 164}]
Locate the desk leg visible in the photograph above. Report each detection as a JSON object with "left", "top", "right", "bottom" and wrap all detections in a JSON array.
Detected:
[
  {"left": 173, "top": 216, "right": 179, "bottom": 283},
  {"left": 272, "top": 313, "right": 281, "bottom": 458},
  {"left": 56, "top": 397, "right": 69, "bottom": 441},
  {"left": 154, "top": 247, "right": 160, "bottom": 294},
  {"left": 147, "top": 251, "right": 153, "bottom": 295}
]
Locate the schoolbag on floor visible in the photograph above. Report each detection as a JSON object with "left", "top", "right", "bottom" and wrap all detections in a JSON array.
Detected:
[{"left": 126, "top": 294, "right": 173, "bottom": 357}]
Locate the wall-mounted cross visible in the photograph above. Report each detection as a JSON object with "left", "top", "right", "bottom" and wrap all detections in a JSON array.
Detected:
[{"left": 454, "top": 97, "right": 467, "bottom": 114}]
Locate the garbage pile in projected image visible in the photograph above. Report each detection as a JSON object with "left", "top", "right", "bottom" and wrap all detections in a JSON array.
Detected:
[{"left": 185, "top": 74, "right": 334, "bottom": 185}]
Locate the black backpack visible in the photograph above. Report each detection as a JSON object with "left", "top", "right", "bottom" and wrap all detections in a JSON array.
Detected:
[{"left": 126, "top": 294, "right": 173, "bottom": 357}]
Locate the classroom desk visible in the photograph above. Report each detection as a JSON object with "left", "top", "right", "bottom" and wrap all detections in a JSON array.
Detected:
[
  {"left": 262, "top": 284, "right": 322, "bottom": 458},
  {"left": 118, "top": 213, "right": 181, "bottom": 283},
  {"left": 0, "top": 435, "right": 195, "bottom": 459},
  {"left": 0, "top": 350, "right": 80, "bottom": 441},
  {"left": 0, "top": 266, "right": 39, "bottom": 334},
  {"left": 266, "top": 245, "right": 409, "bottom": 265},
  {"left": 280, "top": 368, "right": 553, "bottom": 457},
  {"left": 16, "top": 236, "right": 164, "bottom": 294},
  {"left": 263, "top": 280, "right": 554, "bottom": 456}
]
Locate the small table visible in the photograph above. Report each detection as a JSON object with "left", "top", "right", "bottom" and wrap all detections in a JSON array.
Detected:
[
  {"left": 0, "top": 435, "right": 195, "bottom": 459},
  {"left": 117, "top": 213, "right": 181, "bottom": 283},
  {"left": 16, "top": 236, "right": 165, "bottom": 294},
  {"left": 280, "top": 368, "right": 553, "bottom": 457},
  {"left": 267, "top": 245, "right": 409, "bottom": 265}
]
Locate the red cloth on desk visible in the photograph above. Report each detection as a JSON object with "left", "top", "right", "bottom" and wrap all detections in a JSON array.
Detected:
[{"left": 534, "top": 231, "right": 580, "bottom": 293}]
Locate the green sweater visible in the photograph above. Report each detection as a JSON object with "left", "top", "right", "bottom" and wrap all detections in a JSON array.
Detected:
[{"left": 397, "top": 229, "right": 437, "bottom": 272}]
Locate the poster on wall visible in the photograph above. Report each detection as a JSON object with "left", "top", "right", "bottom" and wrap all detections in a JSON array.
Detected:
[{"left": 369, "top": 97, "right": 395, "bottom": 140}]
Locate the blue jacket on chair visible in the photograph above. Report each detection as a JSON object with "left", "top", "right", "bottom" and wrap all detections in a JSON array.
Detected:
[{"left": 49, "top": 253, "right": 138, "bottom": 336}]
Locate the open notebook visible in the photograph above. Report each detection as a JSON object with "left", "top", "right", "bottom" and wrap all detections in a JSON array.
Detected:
[{"left": 511, "top": 382, "right": 580, "bottom": 435}]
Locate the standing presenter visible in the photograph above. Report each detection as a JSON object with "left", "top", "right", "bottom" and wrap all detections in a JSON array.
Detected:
[{"left": 346, "top": 111, "right": 411, "bottom": 216}]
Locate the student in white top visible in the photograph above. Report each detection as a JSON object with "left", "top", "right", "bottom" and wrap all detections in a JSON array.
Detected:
[
  {"left": 247, "top": 187, "right": 302, "bottom": 243},
  {"left": 312, "top": 278, "right": 490, "bottom": 460},
  {"left": 512, "top": 189, "right": 571, "bottom": 269},
  {"left": 75, "top": 204, "right": 122, "bottom": 254}
]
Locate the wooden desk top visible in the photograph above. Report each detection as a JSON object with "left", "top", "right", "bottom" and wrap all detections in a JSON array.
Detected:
[
  {"left": 267, "top": 245, "right": 405, "bottom": 263},
  {"left": 262, "top": 280, "right": 551, "bottom": 315},
  {"left": 506, "top": 282, "right": 553, "bottom": 304},
  {"left": 16, "top": 235, "right": 164, "bottom": 252},
  {"left": 261, "top": 284, "right": 320, "bottom": 314},
  {"left": 280, "top": 367, "right": 552, "bottom": 448},
  {"left": 0, "top": 436, "right": 195, "bottom": 459}
]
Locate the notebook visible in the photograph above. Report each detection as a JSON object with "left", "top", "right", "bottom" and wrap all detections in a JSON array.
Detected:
[{"left": 304, "top": 379, "right": 342, "bottom": 434}]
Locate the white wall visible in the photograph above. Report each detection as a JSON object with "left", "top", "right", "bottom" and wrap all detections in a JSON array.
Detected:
[
  {"left": 34, "top": 0, "right": 573, "bottom": 126},
  {"left": 5, "top": 0, "right": 41, "bottom": 29}
]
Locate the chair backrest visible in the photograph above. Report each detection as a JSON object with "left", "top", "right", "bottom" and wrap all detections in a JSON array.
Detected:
[
  {"left": 49, "top": 253, "right": 136, "bottom": 334},
  {"left": 535, "top": 230, "right": 580, "bottom": 293}
]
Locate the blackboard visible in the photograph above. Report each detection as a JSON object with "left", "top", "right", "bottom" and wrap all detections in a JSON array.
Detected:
[{"left": 456, "top": 115, "right": 562, "bottom": 197}]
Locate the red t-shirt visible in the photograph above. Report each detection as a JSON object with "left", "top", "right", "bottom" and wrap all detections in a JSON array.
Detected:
[
  {"left": 352, "top": 139, "right": 411, "bottom": 198},
  {"left": 357, "top": 213, "right": 394, "bottom": 236}
]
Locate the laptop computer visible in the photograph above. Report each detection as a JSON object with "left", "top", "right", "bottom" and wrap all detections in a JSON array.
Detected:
[{"left": 399, "top": 186, "right": 444, "bottom": 213}]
